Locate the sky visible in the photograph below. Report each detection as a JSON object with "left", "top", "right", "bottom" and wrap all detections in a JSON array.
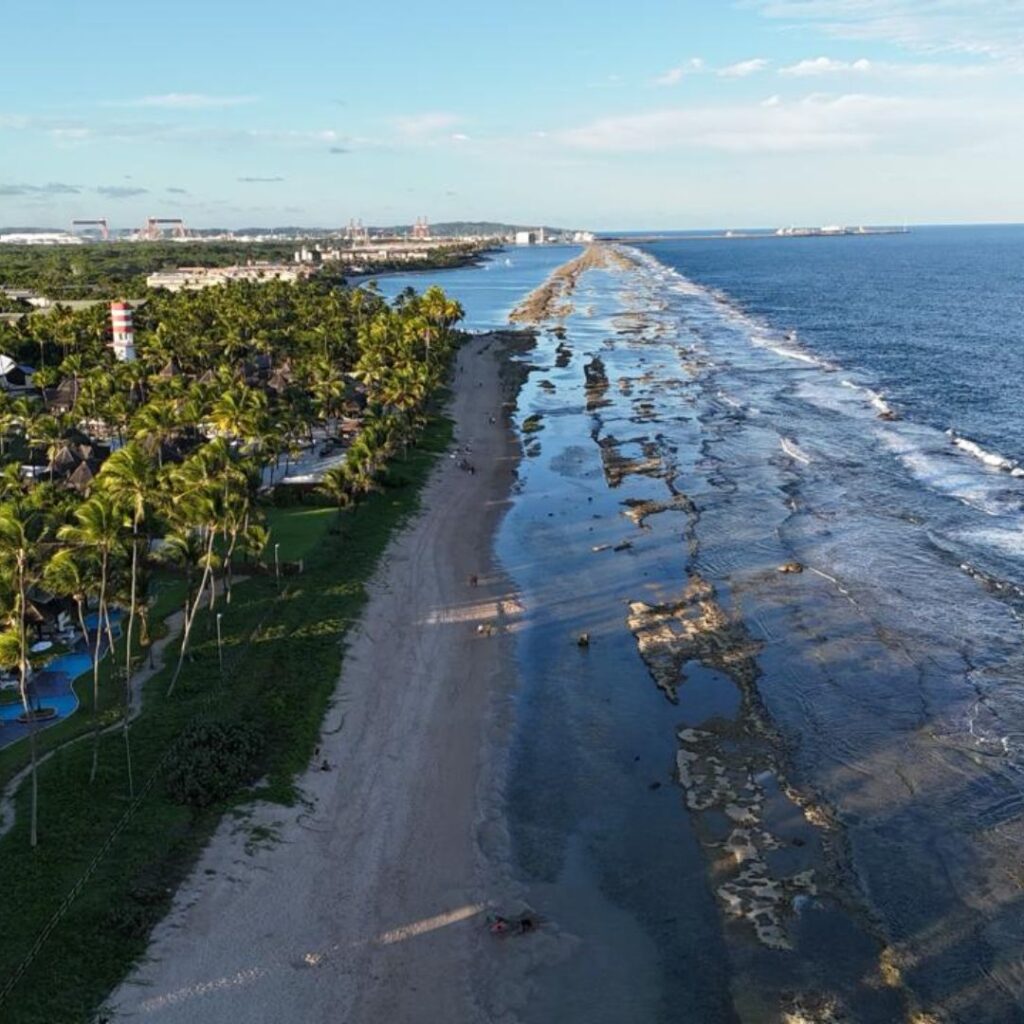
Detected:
[{"left": 2, "top": 0, "right": 1024, "bottom": 230}]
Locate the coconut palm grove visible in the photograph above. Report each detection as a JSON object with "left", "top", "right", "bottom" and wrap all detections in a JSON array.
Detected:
[{"left": 0, "top": 272, "right": 464, "bottom": 1020}]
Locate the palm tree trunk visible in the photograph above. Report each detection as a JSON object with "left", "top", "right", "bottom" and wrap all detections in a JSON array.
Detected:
[
  {"left": 88, "top": 552, "right": 109, "bottom": 783},
  {"left": 224, "top": 531, "right": 239, "bottom": 605},
  {"left": 167, "top": 530, "right": 216, "bottom": 697},
  {"left": 17, "top": 561, "right": 39, "bottom": 847},
  {"left": 122, "top": 527, "right": 139, "bottom": 798}
]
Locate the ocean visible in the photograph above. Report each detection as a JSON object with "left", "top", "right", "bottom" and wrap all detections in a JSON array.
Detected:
[{"left": 375, "top": 229, "right": 1024, "bottom": 1022}]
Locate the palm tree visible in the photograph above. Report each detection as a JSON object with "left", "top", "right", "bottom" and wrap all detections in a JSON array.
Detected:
[
  {"left": 132, "top": 399, "right": 178, "bottom": 468},
  {"left": 318, "top": 463, "right": 354, "bottom": 521},
  {"left": 163, "top": 448, "right": 228, "bottom": 696},
  {"left": 97, "top": 443, "right": 155, "bottom": 796},
  {"left": 0, "top": 396, "right": 16, "bottom": 460},
  {"left": 0, "top": 464, "right": 25, "bottom": 501},
  {"left": 0, "top": 504, "right": 43, "bottom": 846},
  {"left": 42, "top": 548, "right": 93, "bottom": 665},
  {"left": 29, "top": 414, "right": 65, "bottom": 484},
  {"left": 57, "top": 494, "right": 125, "bottom": 784},
  {"left": 43, "top": 546, "right": 96, "bottom": 726}
]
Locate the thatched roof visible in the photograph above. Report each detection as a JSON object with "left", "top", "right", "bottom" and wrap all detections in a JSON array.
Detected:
[
  {"left": 43, "top": 377, "right": 81, "bottom": 411},
  {"left": 66, "top": 459, "right": 97, "bottom": 493},
  {"left": 50, "top": 444, "right": 79, "bottom": 472}
]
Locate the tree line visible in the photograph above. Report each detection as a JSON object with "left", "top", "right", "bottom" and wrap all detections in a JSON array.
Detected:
[{"left": 0, "top": 276, "right": 463, "bottom": 847}]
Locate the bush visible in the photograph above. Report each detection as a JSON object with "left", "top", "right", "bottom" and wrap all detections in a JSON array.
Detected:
[{"left": 165, "top": 720, "right": 264, "bottom": 808}]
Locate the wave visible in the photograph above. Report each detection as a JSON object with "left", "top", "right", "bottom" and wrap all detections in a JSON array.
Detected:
[
  {"left": 840, "top": 379, "right": 896, "bottom": 419},
  {"left": 956, "top": 528, "right": 1024, "bottom": 560},
  {"left": 716, "top": 391, "right": 744, "bottom": 410},
  {"left": 947, "top": 431, "right": 1024, "bottom": 478},
  {"left": 879, "top": 429, "right": 1023, "bottom": 517},
  {"left": 780, "top": 437, "right": 812, "bottom": 465},
  {"left": 763, "top": 342, "right": 826, "bottom": 367}
]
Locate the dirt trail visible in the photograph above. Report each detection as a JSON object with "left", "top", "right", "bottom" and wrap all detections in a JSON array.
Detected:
[{"left": 107, "top": 336, "right": 523, "bottom": 1023}]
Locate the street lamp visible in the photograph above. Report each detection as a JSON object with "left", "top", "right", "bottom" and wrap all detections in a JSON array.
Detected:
[{"left": 274, "top": 543, "right": 281, "bottom": 588}]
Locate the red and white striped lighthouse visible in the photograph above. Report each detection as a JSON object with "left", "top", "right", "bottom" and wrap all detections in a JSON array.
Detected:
[{"left": 110, "top": 301, "right": 136, "bottom": 362}]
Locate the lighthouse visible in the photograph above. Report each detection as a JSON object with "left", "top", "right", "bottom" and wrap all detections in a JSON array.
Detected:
[{"left": 110, "top": 301, "right": 136, "bottom": 362}]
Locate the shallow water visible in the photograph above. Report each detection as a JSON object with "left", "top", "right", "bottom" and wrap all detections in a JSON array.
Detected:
[{"left": 380, "top": 241, "right": 1024, "bottom": 1021}]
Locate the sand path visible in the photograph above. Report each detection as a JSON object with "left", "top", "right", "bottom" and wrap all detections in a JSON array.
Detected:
[{"left": 108, "top": 337, "right": 521, "bottom": 1023}]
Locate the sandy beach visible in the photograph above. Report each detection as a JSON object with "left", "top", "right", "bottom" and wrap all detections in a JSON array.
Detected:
[{"left": 107, "top": 334, "right": 526, "bottom": 1023}]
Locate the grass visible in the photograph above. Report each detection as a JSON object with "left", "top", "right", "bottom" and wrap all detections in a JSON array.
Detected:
[
  {"left": 0, "top": 414, "right": 453, "bottom": 1024},
  {"left": 263, "top": 504, "right": 336, "bottom": 561},
  {"left": 0, "top": 575, "right": 189, "bottom": 793}
]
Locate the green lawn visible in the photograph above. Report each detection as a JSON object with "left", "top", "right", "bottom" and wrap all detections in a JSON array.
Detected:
[
  {"left": 264, "top": 504, "right": 336, "bottom": 561},
  {"left": 0, "top": 414, "right": 453, "bottom": 1024},
  {"left": 0, "top": 574, "right": 189, "bottom": 794}
]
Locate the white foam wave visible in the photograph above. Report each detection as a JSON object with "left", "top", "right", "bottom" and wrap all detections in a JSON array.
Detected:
[
  {"left": 947, "top": 431, "right": 1024, "bottom": 477},
  {"left": 864, "top": 389, "right": 894, "bottom": 417},
  {"left": 879, "top": 430, "right": 1022, "bottom": 517},
  {"left": 780, "top": 437, "right": 811, "bottom": 465},
  {"left": 840, "top": 379, "right": 896, "bottom": 418},
  {"left": 955, "top": 528, "right": 1024, "bottom": 559},
  {"left": 747, "top": 328, "right": 837, "bottom": 371},
  {"left": 764, "top": 343, "right": 822, "bottom": 366}
]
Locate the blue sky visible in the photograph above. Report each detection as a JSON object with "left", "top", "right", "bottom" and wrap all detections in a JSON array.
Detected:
[{"left": 2, "top": 0, "right": 1023, "bottom": 229}]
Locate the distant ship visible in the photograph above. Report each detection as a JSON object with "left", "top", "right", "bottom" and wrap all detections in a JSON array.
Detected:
[{"left": 774, "top": 225, "right": 909, "bottom": 237}]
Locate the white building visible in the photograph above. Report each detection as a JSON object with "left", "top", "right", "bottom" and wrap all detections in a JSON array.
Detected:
[
  {"left": 146, "top": 264, "right": 308, "bottom": 292},
  {"left": 0, "top": 232, "right": 84, "bottom": 246},
  {"left": 110, "top": 302, "right": 136, "bottom": 362}
]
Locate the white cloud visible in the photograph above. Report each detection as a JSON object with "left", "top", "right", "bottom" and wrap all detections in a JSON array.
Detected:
[
  {"left": 451, "top": 132, "right": 471, "bottom": 142},
  {"left": 49, "top": 127, "right": 92, "bottom": 141},
  {"left": 750, "top": 1, "right": 1024, "bottom": 62},
  {"left": 555, "top": 92, "right": 1008, "bottom": 154},
  {"left": 719, "top": 58, "right": 770, "bottom": 77},
  {"left": 393, "top": 112, "right": 462, "bottom": 139},
  {"left": 655, "top": 58, "right": 705, "bottom": 86},
  {"left": 778, "top": 54, "right": 994, "bottom": 78},
  {"left": 780, "top": 56, "right": 872, "bottom": 75},
  {"left": 123, "top": 93, "right": 258, "bottom": 109}
]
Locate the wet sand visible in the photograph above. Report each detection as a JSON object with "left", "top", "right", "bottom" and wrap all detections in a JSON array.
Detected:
[
  {"left": 510, "top": 243, "right": 632, "bottom": 324},
  {"left": 494, "top": 244, "right": 1024, "bottom": 1023},
  {"left": 107, "top": 334, "right": 527, "bottom": 1023}
]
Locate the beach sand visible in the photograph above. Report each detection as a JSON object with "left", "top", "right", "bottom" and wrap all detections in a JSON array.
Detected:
[{"left": 107, "top": 334, "right": 525, "bottom": 1023}]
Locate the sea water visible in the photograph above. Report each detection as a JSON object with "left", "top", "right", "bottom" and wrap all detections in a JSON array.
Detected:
[{"left": 377, "top": 231, "right": 1024, "bottom": 1021}]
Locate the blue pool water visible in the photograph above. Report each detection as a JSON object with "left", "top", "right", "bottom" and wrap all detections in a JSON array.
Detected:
[
  {"left": 51, "top": 652, "right": 93, "bottom": 679},
  {"left": 84, "top": 609, "right": 122, "bottom": 630},
  {"left": 0, "top": 649, "right": 92, "bottom": 741}
]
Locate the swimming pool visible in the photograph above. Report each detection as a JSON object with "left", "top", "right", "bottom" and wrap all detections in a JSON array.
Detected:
[
  {"left": 84, "top": 609, "right": 123, "bottom": 630},
  {"left": 49, "top": 652, "right": 92, "bottom": 679},
  {"left": 0, "top": 648, "right": 94, "bottom": 746}
]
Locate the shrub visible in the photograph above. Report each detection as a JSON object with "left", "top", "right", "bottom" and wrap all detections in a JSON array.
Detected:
[{"left": 165, "top": 720, "right": 264, "bottom": 808}]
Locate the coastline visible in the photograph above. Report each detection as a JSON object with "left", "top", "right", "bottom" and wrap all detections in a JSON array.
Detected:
[{"left": 107, "top": 332, "right": 529, "bottom": 1023}]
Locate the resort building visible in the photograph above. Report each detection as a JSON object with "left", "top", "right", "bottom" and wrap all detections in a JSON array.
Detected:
[
  {"left": 146, "top": 263, "right": 312, "bottom": 292},
  {"left": 0, "top": 354, "right": 35, "bottom": 391}
]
